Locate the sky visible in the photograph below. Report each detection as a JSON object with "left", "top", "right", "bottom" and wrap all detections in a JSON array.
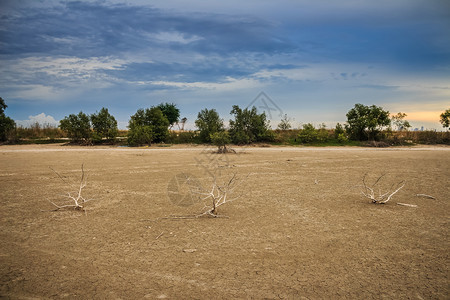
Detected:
[{"left": 0, "top": 0, "right": 449, "bottom": 130}]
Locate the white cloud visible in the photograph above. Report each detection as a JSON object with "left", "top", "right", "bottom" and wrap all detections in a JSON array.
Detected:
[
  {"left": 1, "top": 56, "right": 127, "bottom": 100},
  {"left": 16, "top": 113, "right": 59, "bottom": 127},
  {"left": 11, "top": 84, "right": 62, "bottom": 101},
  {"left": 11, "top": 56, "right": 126, "bottom": 76},
  {"left": 146, "top": 76, "right": 262, "bottom": 91},
  {"left": 145, "top": 31, "right": 203, "bottom": 44}
]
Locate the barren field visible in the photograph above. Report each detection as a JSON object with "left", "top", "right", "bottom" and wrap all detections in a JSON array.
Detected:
[{"left": 0, "top": 144, "right": 449, "bottom": 299}]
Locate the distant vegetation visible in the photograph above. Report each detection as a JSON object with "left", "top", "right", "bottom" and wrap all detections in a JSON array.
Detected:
[{"left": 1, "top": 97, "right": 449, "bottom": 146}]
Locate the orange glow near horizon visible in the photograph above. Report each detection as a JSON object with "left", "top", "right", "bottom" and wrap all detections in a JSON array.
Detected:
[{"left": 398, "top": 111, "right": 442, "bottom": 123}]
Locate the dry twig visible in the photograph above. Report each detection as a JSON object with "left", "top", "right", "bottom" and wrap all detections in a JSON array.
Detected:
[
  {"left": 397, "top": 203, "right": 418, "bottom": 207},
  {"left": 415, "top": 194, "right": 436, "bottom": 200}
]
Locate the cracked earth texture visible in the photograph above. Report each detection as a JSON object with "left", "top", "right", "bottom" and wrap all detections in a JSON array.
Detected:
[{"left": 0, "top": 144, "right": 448, "bottom": 299}]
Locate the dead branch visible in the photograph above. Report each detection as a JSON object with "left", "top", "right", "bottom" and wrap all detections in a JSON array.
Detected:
[
  {"left": 361, "top": 173, "right": 405, "bottom": 204},
  {"left": 415, "top": 194, "right": 436, "bottom": 200},
  {"left": 397, "top": 203, "right": 418, "bottom": 207},
  {"left": 43, "top": 164, "right": 92, "bottom": 213}
]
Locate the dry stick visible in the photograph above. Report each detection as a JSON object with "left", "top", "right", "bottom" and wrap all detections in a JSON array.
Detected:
[
  {"left": 155, "top": 232, "right": 164, "bottom": 240},
  {"left": 415, "top": 194, "right": 436, "bottom": 200},
  {"left": 397, "top": 203, "right": 418, "bottom": 207}
]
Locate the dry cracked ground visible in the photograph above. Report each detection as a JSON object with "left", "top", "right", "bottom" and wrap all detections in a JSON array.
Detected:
[{"left": 0, "top": 144, "right": 449, "bottom": 299}]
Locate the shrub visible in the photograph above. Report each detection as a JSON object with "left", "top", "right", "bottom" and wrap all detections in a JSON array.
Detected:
[
  {"left": 127, "top": 125, "right": 153, "bottom": 146},
  {"left": 334, "top": 123, "right": 345, "bottom": 139},
  {"left": 317, "top": 123, "right": 329, "bottom": 142},
  {"left": 298, "top": 123, "right": 318, "bottom": 143},
  {"left": 210, "top": 131, "right": 232, "bottom": 153},
  {"left": 337, "top": 133, "right": 348, "bottom": 143}
]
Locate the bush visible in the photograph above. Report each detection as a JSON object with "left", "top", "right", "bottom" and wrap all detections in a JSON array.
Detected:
[
  {"left": 127, "top": 125, "right": 153, "bottom": 146},
  {"left": 337, "top": 133, "right": 349, "bottom": 143},
  {"left": 210, "top": 131, "right": 231, "bottom": 153},
  {"left": 298, "top": 123, "right": 318, "bottom": 143},
  {"left": 334, "top": 123, "right": 345, "bottom": 139},
  {"left": 317, "top": 123, "right": 329, "bottom": 142}
]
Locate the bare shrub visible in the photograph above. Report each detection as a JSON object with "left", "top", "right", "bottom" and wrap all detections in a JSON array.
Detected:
[
  {"left": 166, "top": 172, "right": 247, "bottom": 218},
  {"left": 194, "top": 173, "right": 245, "bottom": 217},
  {"left": 361, "top": 173, "right": 405, "bottom": 204},
  {"left": 44, "top": 164, "right": 93, "bottom": 213}
]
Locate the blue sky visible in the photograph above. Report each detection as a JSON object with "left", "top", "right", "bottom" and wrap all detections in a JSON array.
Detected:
[{"left": 1, "top": 0, "right": 449, "bottom": 130}]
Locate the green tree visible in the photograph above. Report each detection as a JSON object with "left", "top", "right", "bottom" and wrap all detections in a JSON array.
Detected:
[
  {"left": 59, "top": 111, "right": 91, "bottom": 143},
  {"left": 210, "top": 131, "right": 231, "bottom": 153},
  {"left": 345, "top": 103, "right": 391, "bottom": 140},
  {"left": 277, "top": 114, "right": 292, "bottom": 130},
  {"left": 156, "top": 102, "right": 180, "bottom": 129},
  {"left": 90, "top": 107, "right": 118, "bottom": 141},
  {"left": 127, "top": 107, "right": 169, "bottom": 146},
  {"left": 195, "top": 108, "right": 224, "bottom": 143},
  {"left": 440, "top": 109, "right": 450, "bottom": 130},
  {"left": 391, "top": 112, "right": 411, "bottom": 131},
  {"left": 0, "top": 97, "right": 16, "bottom": 141},
  {"left": 229, "top": 105, "right": 273, "bottom": 144}
]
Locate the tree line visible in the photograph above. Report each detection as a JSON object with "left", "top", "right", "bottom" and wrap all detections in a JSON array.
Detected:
[{"left": 1, "top": 96, "right": 449, "bottom": 145}]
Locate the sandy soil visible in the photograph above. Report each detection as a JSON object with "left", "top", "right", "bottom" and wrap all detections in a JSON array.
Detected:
[{"left": 0, "top": 144, "right": 448, "bottom": 299}]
